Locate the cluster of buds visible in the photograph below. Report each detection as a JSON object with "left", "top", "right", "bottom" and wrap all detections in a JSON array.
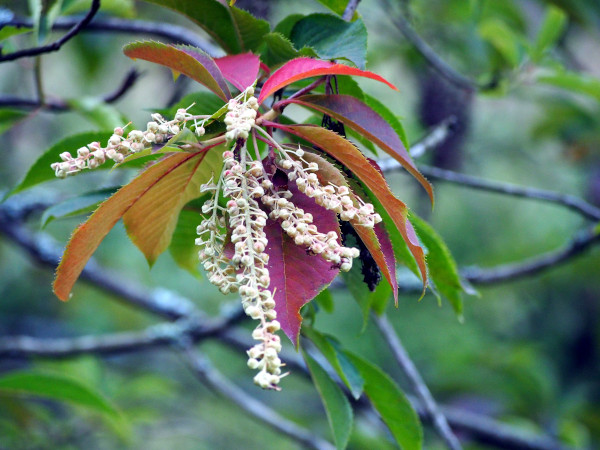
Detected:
[
  {"left": 224, "top": 87, "right": 259, "bottom": 142},
  {"left": 281, "top": 147, "right": 383, "bottom": 227},
  {"left": 261, "top": 188, "right": 359, "bottom": 272},
  {"left": 198, "top": 150, "right": 285, "bottom": 389},
  {"left": 51, "top": 106, "right": 208, "bottom": 178}
]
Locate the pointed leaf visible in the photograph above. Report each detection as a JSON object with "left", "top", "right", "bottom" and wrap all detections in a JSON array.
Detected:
[
  {"left": 0, "top": 371, "right": 120, "bottom": 419},
  {"left": 302, "top": 151, "right": 398, "bottom": 304},
  {"left": 284, "top": 94, "right": 433, "bottom": 203},
  {"left": 53, "top": 151, "right": 211, "bottom": 301},
  {"left": 214, "top": 52, "right": 260, "bottom": 91},
  {"left": 169, "top": 208, "right": 204, "bottom": 277},
  {"left": 531, "top": 6, "right": 567, "bottom": 62},
  {"left": 344, "top": 352, "right": 423, "bottom": 450},
  {"left": 257, "top": 58, "right": 397, "bottom": 104},
  {"left": 290, "top": 14, "right": 367, "bottom": 69},
  {"left": 409, "top": 213, "right": 466, "bottom": 316},
  {"left": 267, "top": 123, "right": 428, "bottom": 294},
  {"left": 302, "top": 350, "right": 353, "bottom": 450},
  {"left": 303, "top": 327, "right": 364, "bottom": 399},
  {"left": 122, "top": 148, "right": 222, "bottom": 266},
  {"left": 9, "top": 131, "right": 112, "bottom": 197},
  {"left": 229, "top": 6, "right": 270, "bottom": 52},
  {"left": 264, "top": 185, "right": 340, "bottom": 345},
  {"left": 261, "top": 32, "right": 318, "bottom": 67},
  {"left": 41, "top": 188, "right": 118, "bottom": 228},
  {"left": 123, "top": 41, "right": 231, "bottom": 100},
  {"left": 141, "top": 0, "right": 241, "bottom": 53}
]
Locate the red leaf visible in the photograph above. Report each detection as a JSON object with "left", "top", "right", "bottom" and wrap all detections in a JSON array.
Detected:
[
  {"left": 264, "top": 185, "right": 340, "bottom": 345},
  {"left": 266, "top": 123, "right": 428, "bottom": 294},
  {"left": 214, "top": 52, "right": 260, "bottom": 92},
  {"left": 283, "top": 94, "right": 434, "bottom": 204},
  {"left": 123, "top": 41, "right": 231, "bottom": 100},
  {"left": 257, "top": 57, "right": 397, "bottom": 105},
  {"left": 53, "top": 152, "right": 206, "bottom": 301}
]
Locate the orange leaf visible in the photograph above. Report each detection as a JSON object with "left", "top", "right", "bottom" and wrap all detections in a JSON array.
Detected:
[
  {"left": 53, "top": 151, "right": 219, "bottom": 301},
  {"left": 123, "top": 148, "right": 223, "bottom": 266},
  {"left": 123, "top": 41, "right": 231, "bottom": 100},
  {"left": 269, "top": 123, "right": 427, "bottom": 294}
]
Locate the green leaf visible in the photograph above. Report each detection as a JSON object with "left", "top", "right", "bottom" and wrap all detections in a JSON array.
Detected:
[
  {"left": 531, "top": 6, "right": 567, "bottom": 62},
  {"left": 0, "top": 109, "right": 28, "bottom": 136},
  {"left": 8, "top": 131, "right": 112, "bottom": 197},
  {"left": 0, "top": 371, "right": 120, "bottom": 419},
  {"left": 68, "top": 98, "right": 127, "bottom": 130},
  {"left": 341, "top": 263, "right": 392, "bottom": 328},
  {"left": 41, "top": 188, "right": 118, "bottom": 228},
  {"left": 344, "top": 352, "right": 423, "bottom": 450},
  {"left": 314, "top": 0, "right": 353, "bottom": 17},
  {"left": 314, "top": 288, "right": 334, "bottom": 313},
  {"left": 291, "top": 14, "right": 367, "bottom": 69},
  {"left": 273, "top": 13, "right": 304, "bottom": 37},
  {"left": 262, "top": 32, "right": 318, "bottom": 67},
  {"left": 537, "top": 70, "right": 600, "bottom": 102},
  {"left": 229, "top": 6, "right": 270, "bottom": 52},
  {"left": 0, "top": 26, "right": 33, "bottom": 42},
  {"left": 303, "top": 351, "right": 353, "bottom": 450},
  {"left": 478, "top": 18, "right": 522, "bottom": 68},
  {"left": 169, "top": 208, "right": 203, "bottom": 277},
  {"left": 303, "top": 327, "right": 364, "bottom": 399},
  {"left": 408, "top": 213, "right": 466, "bottom": 316}
]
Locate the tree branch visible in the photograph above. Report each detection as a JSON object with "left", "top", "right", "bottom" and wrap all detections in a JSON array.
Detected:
[
  {"left": 411, "top": 165, "right": 600, "bottom": 222},
  {"left": 373, "top": 313, "right": 462, "bottom": 450},
  {"left": 180, "top": 344, "right": 335, "bottom": 450},
  {"left": 0, "top": 68, "right": 141, "bottom": 111},
  {"left": 7, "top": 15, "right": 221, "bottom": 57},
  {"left": 378, "top": 0, "right": 492, "bottom": 91},
  {"left": 0, "top": 0, "right": 101, "bottom": 63},
  {"left": 342, "top": 0, "right": 361, "bottom": 21}
]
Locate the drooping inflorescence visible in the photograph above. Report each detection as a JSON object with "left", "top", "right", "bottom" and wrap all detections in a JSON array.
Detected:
[{"left": 52, "top": 85, "right": 384, "bottom": 390}]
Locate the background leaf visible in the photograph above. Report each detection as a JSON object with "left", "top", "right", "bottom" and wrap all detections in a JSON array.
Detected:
[
  {"left": 290, "top": 14, "right": 367, "bottom": 69},
  {"left": 41, "top": 188, "right": 118, "bottom": 228},
  {"left": 9, "top": 131, "right": 112, "bottom": 197},
  {"left": 302, "top": 350, "right": 353, "bottom": 450},
  {"left": 0, "top": 109, "right": 28, "bottom": 136},
  {"left": 531, "top": 6, "right": 567, "bottom": 62},
  {"left": 0, "top": 371, "right": 120, "bottom": 419},
  {"left": 344, "top": 352, "right": 423, "bottom": 450}
]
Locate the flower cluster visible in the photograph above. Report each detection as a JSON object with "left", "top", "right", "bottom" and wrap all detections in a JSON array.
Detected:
[
  {"left": 224, "top": 87, "right": 259, "bottom": 142},
  {"left": 50, "top": 107, "right": 207, "bottom": 178}
]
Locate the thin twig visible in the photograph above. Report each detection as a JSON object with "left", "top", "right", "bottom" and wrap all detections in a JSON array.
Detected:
[
  {"left": 373, "top": 314, "right": 463, "bottom": 450},
  {"left": 379, "top": 0, "right": 490, "bottom": 91},
  {"left": 7, "top": 16, "right": 221, "bottom": 57},
  {"left": 417, "top": 165, "right": 600, "bottom": 222},
  {"left": 462, "top": 225, "right": 600, "bottom": 284},
  {"left": 0, "top": 68, "right": 142, "bottom": 111},
  {"left": 342, "top": 0, "right": 361, "bottom": 21},
  {"left": 0, "top": 0, "right": 100, "bottom": 63},
  {"left": 180, "top": 344, "right": 335, "bottom": 450}
]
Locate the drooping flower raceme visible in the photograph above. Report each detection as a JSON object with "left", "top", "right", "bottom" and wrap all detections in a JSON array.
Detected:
[{"left": 51, "top": 86, "right": 384, "bottom": 390}]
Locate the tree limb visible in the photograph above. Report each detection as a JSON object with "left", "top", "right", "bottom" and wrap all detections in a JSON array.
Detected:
[
  {"left": 373, "top": 313, "right": 463, "bottom": 450},
  {"left": 180, "top": 344, "right": 335, "bottom": 450},
  {"left": 0, "top": 68, "right": 141, "bottom": 111},
  {"left": 7, "top": 15, "right": 221, "bottom": 57},
  {"left": 342, "top": 0, "right": 361, "bottom": 21},
  {"left": 0, "top": 0, "right": 101, "bottom": 63}
]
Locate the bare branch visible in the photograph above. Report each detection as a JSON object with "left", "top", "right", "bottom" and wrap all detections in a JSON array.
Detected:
[
  {"left": 412, "top": 165, "right": 600, "bottom": 222},
  {"left": 180, "top": 345, "right": 335, "bottom": 450},
  {"left": 342, "top": 0, "right": 361, "bottom": 21},
  {"left": 462, "top": 225, "right": 600, "bottom": 285},
  {"left": 379, "top": 0, "right": 492, "bottom": 91},
  {"left": 373, "top": 314, "right": 462, "bottom": 450},
  {"left": 8, "top": 15, "right": 221, "bottom": 57},
  {"left": 0, "top": 0, "right": 100, "bottom": 63},
  {"left": 0, "top": 68, "right": 142, "bottom": 111}
]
